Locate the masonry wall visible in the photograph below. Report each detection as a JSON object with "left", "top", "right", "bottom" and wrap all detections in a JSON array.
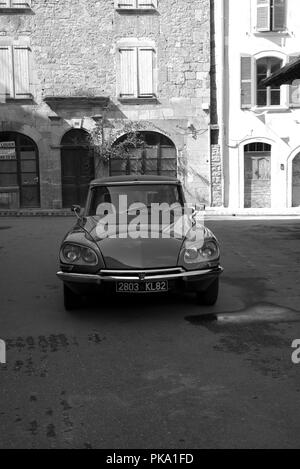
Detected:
[{"left": 0, "top": 0, "right": 211, "bottom": 209}]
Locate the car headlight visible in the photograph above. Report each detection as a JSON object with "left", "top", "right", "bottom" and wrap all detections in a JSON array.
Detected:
[
  {"left": 183, "top": 239, "right": 220, "bottom": 265},
  {"left": 61, "top": 244, "right": 98, "bottom": 266}
]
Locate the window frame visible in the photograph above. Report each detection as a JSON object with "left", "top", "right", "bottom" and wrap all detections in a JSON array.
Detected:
[
  {"left": 117, "top": 43, "right": 157, "bottom": 102},
  {"left": 114, "top": 0, "right": 158, "bottom": 11},
  {"left": 255, "top": 0, "right": 287, "bottom": 34},
  {"left": 0, "top": 44, "right": 32, "bottom": 101},
  {"left": 240, "top": 53, "right": 293, "bottom": 109},
  {"left": 0, "top": 0, "right": 32, "bottom": 10}
]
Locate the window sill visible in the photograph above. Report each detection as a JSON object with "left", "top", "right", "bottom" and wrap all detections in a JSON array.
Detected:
[
  {"left": 1, "top": 96, "right": 34, "bottom": 104},
  {"left": 252, "top": 29, "right": 290, "bottom": 37},
  {"left": 250, "top": 106, "right": 290, "bottom": 113},
  {"left": 118, "top": 97, "right": 158, "bottom": 105},
  {"left": 115, "top": 7, "right": 157, "bottom": 13},
  {"left": 0, "top": 7, "right": 33, "bottom": 14}
]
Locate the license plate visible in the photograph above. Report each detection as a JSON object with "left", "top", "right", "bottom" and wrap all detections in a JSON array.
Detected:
[{"left": 116, "top": 281, "right": 168, "bottom": 293}]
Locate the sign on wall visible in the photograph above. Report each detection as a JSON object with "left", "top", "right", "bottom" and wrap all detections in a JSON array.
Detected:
[{"left": 0, "top": 142, "right": 16, "bottom": 160}]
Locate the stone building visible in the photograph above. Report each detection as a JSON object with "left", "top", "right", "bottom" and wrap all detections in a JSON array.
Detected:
[
  {"left": 0, "top": 0, "right": 211, "bottom": 210},
  {"left": 213, "top": 0, "right": 300, "bottom": 210}
]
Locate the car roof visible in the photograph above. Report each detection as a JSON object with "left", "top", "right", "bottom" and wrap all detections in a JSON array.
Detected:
[{"left": 90, "top": 175, "right": 181, "bottom": 186}]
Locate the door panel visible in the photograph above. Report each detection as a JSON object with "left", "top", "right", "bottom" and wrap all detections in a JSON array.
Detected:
[
  {"left": 292, "top": 154, "right": 300, "bottom": 207},
  {"left": 61, "top": 148, "right": 94, "bottom": 208},
  {"left": 244, "top": 153, "right": 271, "bottom": 208}
]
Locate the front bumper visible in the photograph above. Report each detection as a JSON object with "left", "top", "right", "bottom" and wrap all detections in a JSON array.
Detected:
[{"left": 56, "top": 266, "right": 223, "bottom": 293}]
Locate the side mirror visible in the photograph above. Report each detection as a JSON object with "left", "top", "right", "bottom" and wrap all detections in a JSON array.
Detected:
[
  {"left": 71, "top": 205, "right": 81, "bottom": 219},
  {"left": 192, "top": 204, "right": 206, "bottom": 216}
]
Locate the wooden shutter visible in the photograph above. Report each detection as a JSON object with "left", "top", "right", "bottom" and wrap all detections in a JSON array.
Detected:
[
  {"left": 12, "top": 1, "right": 31, "bottom": 6},
  {"left": 241, "top": 55, "right": 255, "bottom": 109},
  {"left": 273, "top": 0, "right": 286, "bottom": 31},
  {"left": 138, "top": 48, "right": 154, "bottom": 97},
  {"left": 138, "top": 0, "right": 157, "bottom": 8},
  {"left": 119, "top": 48, "right": 137, "bottom": 98},
  {"left": 118, "top": 0, "right": 135, "bottom": 8},
  {"left": 13, "top": 46, "right": 31, "bottom": 98},
  {"left": 289, "top": 54, "right": 300, "bottom": 107},
  {"left": 0, "top": 46, "right": 13, "bottom": 99},
  {"left": 257, "top": 0, "right": 271, "bottom": 31}
]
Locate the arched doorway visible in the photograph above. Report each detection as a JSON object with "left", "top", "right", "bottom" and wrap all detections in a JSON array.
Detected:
[
  {"left": 0, "top": 132, "right": 40, "bottom": 208},
  {"left": 110, "top": 131, "right": 177, "bottom": 177},
  {"left": 61, "top": 129, "right": 95, "bottom": 208},
  {"left": 244, "top": 142, "right": 271, "bottom": 208},
  {"left": 292, "top": 153, "right": 300, "bottom": 207}
]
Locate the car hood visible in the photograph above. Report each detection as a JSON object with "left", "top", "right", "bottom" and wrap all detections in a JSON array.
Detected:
[{"left": 75, "top": 215, "right": 207, "bottom": 270}]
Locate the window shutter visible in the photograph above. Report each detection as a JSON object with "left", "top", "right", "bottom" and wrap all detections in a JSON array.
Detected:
[
  {"left": 119, "top": 48, "right": 137, "bottom": 97},
  {"left": 12, "top": 1, "right": 31, "bottom": 6},
  {"left": 138, "top": 48, "right": 154, "bottom": 97},
  {"left": 0, "top": 46, "right": 13, "bottom": 99},
  {"left": 118, "top": 0, "right": 135, "bottom": 8},
  {"left": 138, "top": 0, "right": 157, "bottom": 8},
  {"left": 0, "top": 1, "right": 10, "bottom": 6},
  {"left": 13, "top": 46, "right": 31, "bottom": 98},
  {"left": 257, "top": 0, "right": 271, "bottom": 31},
  {"left": 288, "top": 54, "right": 300, "bottom": 107},
  {"left": 272, "top": 0, "right": 286, "bottom": 31},
  {"left": 241, "top": 55, "right": 254, "bottom": 109}
]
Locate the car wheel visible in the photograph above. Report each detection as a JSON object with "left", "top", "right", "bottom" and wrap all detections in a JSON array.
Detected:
[
  {"left": 196, "top": 278, "right": 219, "bottom": 306},
  {"left": 63, "top": 285, "right": 81, "bottom": 311}
]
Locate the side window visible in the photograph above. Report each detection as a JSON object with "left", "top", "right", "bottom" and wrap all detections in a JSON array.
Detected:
[
  {"left": 240, "top": 55, "right": 283, "bottom": 108},
  {"left": 118, "top": 46, "right": 155, "bottom": 100},
  {"left": 0, "top": 0, "right": 32, "bottom": 9},
  {"left": 0, "top": 45, "right": 31, "bottom": 100},
  {"left": 256, "top": 0, "right": 286, "bottom": 32},
  {"left": 115, "top": 0, "right": 158, "bottom": 10}
]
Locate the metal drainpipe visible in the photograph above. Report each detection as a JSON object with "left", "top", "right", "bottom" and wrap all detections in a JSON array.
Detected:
[{"left": 219, "top": 0, "right": 226, "bottom": 208}]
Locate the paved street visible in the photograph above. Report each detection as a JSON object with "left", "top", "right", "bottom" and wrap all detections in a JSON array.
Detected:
[{"left": 0, "top": 216, "right": 300, "bottom": 449}]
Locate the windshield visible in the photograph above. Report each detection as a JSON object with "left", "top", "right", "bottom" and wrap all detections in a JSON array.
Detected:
[{"left": 88, "top": 184, "right": 184, "bottom": 216}]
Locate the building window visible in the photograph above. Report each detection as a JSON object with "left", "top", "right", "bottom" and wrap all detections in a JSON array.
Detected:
[
  {"left": 115, "top": 0, "right": 157, "bottom": 10},
  {"left": 256, "top": 57, "right": 282, "bottom": 106},
  {"left": 110, "top": 132, "right": 177, "bottom": 177},
  {"left": 241, "top": 55, "right": 284, "bottom": 108},
  {"left": 0, "top": 1, "right": 31, "bottom": 9},
  {"left": 0, "top": 45, "right": 31, "bottom": 100},
  {"left": 244, "top": 142, "right": 271, "bottom": 208},
  {"left": 118, "top": 46, "right": 156, "bottom": 100},
  {"left": 256, "top": 0, "right": 286, "bottom": 32},
  {"left": 0, "top": 132, "right": 40, "bottom": 208}
]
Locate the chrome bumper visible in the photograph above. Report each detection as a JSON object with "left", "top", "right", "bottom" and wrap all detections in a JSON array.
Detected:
[{"left": 56, "top": 266, "right": 223, "bottom": 284}]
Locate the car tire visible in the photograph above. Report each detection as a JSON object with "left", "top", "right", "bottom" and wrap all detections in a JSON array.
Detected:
[
  {"left": 196, "top": 278, "right": 219, "bottom": 306},
  {"left": 64, "top": 285, "right": 80, "bottom": 311}
]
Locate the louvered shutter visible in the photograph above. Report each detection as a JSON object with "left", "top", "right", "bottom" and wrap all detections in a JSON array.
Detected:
[
  {"left": 12, "top": 1, "right": 31, "bottom": 6},
  {"left": 241, "top": 55, "right": 255, "bottom": 109},
  {"left": 289, "top": 55, "right": 300, "bottom": 107},
  {"left": 0, "top": 46, "right": 13, "bottom": 99},
  {"left": 273, "top": 0, "right": 286, "bottom": 31},
  {"left": 13, "top": 46, "right": 31, "bottom": 98},
  {"left": 257, "top": 0, "right": 271, "bottom": 31},
  {"left": 118, "top": 0, "right": 135, "bottom": 8},
  {"left": 138, "top": 48, "right": 154, "bottom": 97},
  {"left": 119, "top": 48, "right": 137, "bottom": 98},
  {"left": 138, "top": 0, "right": 157, "bottom": 8}
]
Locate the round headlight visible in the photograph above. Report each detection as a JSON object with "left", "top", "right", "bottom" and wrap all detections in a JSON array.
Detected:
[
  {"left": 184, "top": 247, "right": 199, "bottom": 262},
  {"left": 81, "top": 247, "right": 98, "bottom": 264},
  {"left": 200, "top": 241, "right": 219, "bottom": 259},
  {"left": 62, "top": 244, "right": 81, "bottom": 262}
]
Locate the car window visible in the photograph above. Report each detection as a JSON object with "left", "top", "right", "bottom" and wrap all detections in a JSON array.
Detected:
[{"left": 88, "top": 184, "right": 184, "bottom": 216}]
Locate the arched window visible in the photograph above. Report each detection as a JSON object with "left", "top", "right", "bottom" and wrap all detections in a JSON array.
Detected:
[
  {"left": 256, "top": 57, "right": 282, "bottom": 106},
  {"left": 110, "top": 131, "right": 177, "bottom": 177},
  {"left": 0, "top": 132, "right": 40, "bottom": 208},
  {"left": 61, "top": 129, "right": 94, "bottom": 208},
  {"left": 244, "top": 142, "right": 272, "bottom": 208}
]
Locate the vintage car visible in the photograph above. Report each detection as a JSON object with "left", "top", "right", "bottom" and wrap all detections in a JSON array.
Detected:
[{"left": 57, "top": 175, "right": 223, "bottom": 310}]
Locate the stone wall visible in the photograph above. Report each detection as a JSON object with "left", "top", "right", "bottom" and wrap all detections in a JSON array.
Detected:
[{"left": 0, "top": 0, "right": 211, "bottom": 208}]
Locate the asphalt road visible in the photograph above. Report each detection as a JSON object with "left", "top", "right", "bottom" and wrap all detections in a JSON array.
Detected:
[{"left": 0, "top": 216, "right": 300, "bottom": 449}]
